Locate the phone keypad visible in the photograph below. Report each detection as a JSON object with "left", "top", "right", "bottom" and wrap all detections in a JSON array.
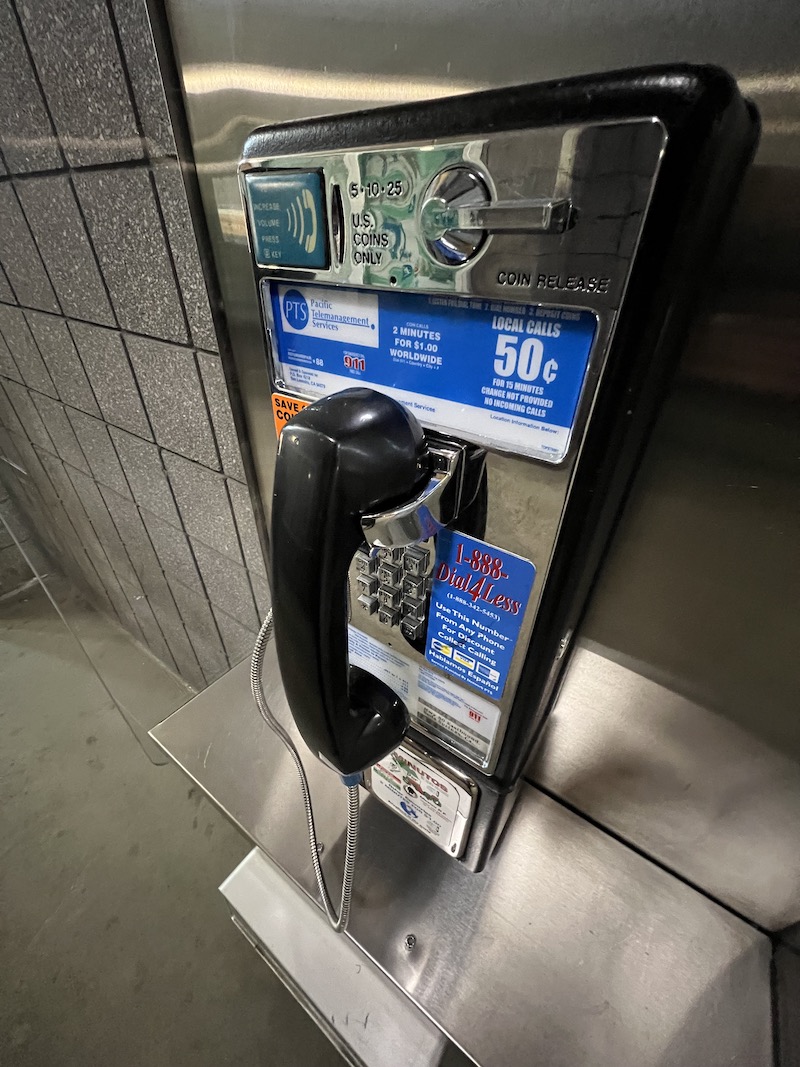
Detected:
[{"left": 353, "top": 541, "right": 433, "bottom": 644}]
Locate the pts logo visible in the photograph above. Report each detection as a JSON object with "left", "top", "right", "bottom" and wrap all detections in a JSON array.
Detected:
[{"left": 282, "top": 289, "right": 309, "bottom": 330}]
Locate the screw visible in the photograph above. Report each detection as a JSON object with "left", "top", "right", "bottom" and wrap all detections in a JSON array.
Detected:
[
  {"left": 556, "top": 629, "right": 573, "bottom": 660},
  {"left": 404, "top": 934, "right": 417, "bottom": 950}
]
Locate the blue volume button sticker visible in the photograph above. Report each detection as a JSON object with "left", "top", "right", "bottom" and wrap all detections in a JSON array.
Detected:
[
  {"left": 267, "top": 282, "right": 597, "bottom": 462},
  {"left": 424, "top": 530, "right": 536, "bottom": 700}
]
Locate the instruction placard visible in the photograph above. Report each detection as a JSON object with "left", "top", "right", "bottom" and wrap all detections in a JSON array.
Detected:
[
  {"left": 424, "top": 530, "right": 536, "bottom": 699},
  {"left": 369, "top": 745, "right": 473, "bottom": 856},
  {"left": 348, "top": 626, "right": 500, "bottom": 765},
  {"left": 267, "top": 282, "right": 597, "bottom": 461}
]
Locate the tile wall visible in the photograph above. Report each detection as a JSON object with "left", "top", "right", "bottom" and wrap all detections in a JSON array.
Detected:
[
  {"left": 0, "top": 0, "right": 268, "bottom": 689},
  {"left": 0, "top": 486, "right": 49, "bottom": 595}
]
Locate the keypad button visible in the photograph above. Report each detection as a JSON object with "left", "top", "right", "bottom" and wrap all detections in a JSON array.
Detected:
[
  {"left": 352, "top": 539, "right": 434, "bottom": 639},
  {"left": 377, "top": 562, "right": 401, "bottom": 587},
  {"left": 403, "top": 546, "right": 429, "bottom": 577},
  {"left": 377, "top": 546, "right": 403, "bottom": 562},
  {"left": 357, "top": 594, "right": 378, "bottom": 615},
  {"left": 378, "top": 586, "right": 401, "bottom": 609},
  {"left": 357, "top": 574, "right": 378, "bottom": 596},
  {"left": 355, "top": 550, "right": 377, "bottom": 575},
  {"left": 401, "top": 618, "right": 424, "bottom": 642},
  {"left": 403, "top": 574, "right": 426, "bottom": 599},
  {"left": 402, "top": 596, "right": 425, "bottom": 621}
]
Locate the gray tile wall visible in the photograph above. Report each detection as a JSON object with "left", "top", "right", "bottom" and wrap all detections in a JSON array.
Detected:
[
  {"left": 0, "top": 0, "right": 268, "bottom": 691},
  {"left": 0, "top": 482, "right": 49, "bottom": 595}
]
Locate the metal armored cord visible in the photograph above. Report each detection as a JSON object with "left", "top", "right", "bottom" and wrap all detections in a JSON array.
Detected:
[{"left": 250, "top": 610, "right": 360, "bottom": 933}]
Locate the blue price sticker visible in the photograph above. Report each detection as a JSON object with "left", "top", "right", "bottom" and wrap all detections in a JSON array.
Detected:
[
  {"left": 267, "top": 282, "right": 597, "bottom": 462},
  {"left": 424, "top": 530, "right": 536, "bottom": 700}
]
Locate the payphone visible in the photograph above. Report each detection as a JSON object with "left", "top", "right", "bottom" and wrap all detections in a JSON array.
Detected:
[{"left": 241, "top": 66, "right": 757, "bottom": 890}]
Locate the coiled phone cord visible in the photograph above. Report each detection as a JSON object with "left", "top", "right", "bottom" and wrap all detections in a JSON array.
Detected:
[{"left": 250, "top": 609, "right": 360, "bottom": 933}]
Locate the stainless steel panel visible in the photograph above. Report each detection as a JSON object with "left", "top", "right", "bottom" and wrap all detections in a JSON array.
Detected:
[
  {"left": 151, "top": 661, "right": 773, "bottom": 1067},
  {"left": 221, "top": 848, "right": 452, "bottom": 1067},
  {"left": 784, "top": 923, "right": 800, "bottom": 955},
  {"left": 529, "top": 643, "right": 800, "bottom": 928},
  {"left": 161, "top": 0, "right": 799, "bottom": 922},
  {"left": 580, "top": 375, "right": 800, "bottom": 760}
]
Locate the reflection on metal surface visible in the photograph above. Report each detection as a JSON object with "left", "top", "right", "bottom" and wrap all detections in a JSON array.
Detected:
[
  {"left": 582, "top": 381, "right": 799, "bottom": 754},
  {"left": 182, "top": 62, "right": 476, "bottom": 103},
  {"left": 529, "top": 643, "right": 800, "bottom": 928},
  {"left": 151, "top": 659, "right": 772, "bottom": 1067},
  {"left": 0, "top": 512, "right": 172, "bottom": 763},
  {"left": 739, "top": 75, "right": 800, "bottom": 93}
]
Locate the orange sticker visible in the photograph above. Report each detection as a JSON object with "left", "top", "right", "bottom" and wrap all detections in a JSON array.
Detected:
[{"left": 272, "top": 393, "right": 310, "bottom": 437}]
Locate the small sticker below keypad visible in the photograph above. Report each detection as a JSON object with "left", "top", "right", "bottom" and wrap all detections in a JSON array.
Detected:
[{"left": 353, "top": 542, "right": 432, "bottom": 642}]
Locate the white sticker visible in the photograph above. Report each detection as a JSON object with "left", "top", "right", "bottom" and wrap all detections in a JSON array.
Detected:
[
  {"left": 369, "top": 745, "right": 473, "bottom": 856},
  {"left": 277, "top": 284, "right": 379, "bottom": 348},
  {"left": 348, "top": 626, "right": 500, "bottom": 766}
]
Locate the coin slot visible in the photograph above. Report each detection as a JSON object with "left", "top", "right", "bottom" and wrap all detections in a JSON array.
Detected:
[{"left": 330, "top": 182, "right": 345, "bottom": 265}]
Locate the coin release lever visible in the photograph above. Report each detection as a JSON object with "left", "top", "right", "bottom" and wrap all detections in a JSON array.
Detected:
[
  {"left": 421, "top": 165, "right": 573, "bottom": 266},
  {"left": 427, "top": 199, "right": 573, "bottom": 234}
]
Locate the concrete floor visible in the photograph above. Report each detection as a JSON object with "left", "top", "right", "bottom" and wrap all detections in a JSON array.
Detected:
[{"left": 0, "top": 578, "right": 345, "bottom": 1065}]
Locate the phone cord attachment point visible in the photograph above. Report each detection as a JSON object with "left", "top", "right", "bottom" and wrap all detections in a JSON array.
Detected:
[
  {"left": 250, "top": 609, "right": 360, "bottom": 934},
  {"left": 340, "top": 771, "right": 364, "bottom": 788}
]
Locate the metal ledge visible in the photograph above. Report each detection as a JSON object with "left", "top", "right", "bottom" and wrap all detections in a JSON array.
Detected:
[
  {"left": 221, "top": 849, "right": 453, "bottom": 1067},
  {"left": 151, "top": 654, "right": 773, "bottom": 1067},
  {"left": 528, "top": 642, "right": 800, "bottom": 928}
]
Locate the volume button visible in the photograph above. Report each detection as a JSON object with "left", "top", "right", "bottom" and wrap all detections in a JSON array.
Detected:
[{"left": 331, "top": 183, "right": 345, "bottom": 265}]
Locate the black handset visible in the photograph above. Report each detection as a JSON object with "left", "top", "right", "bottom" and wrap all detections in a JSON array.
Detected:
[{"left": 270, "top": 387, "right": 432, "bottom": 775}]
